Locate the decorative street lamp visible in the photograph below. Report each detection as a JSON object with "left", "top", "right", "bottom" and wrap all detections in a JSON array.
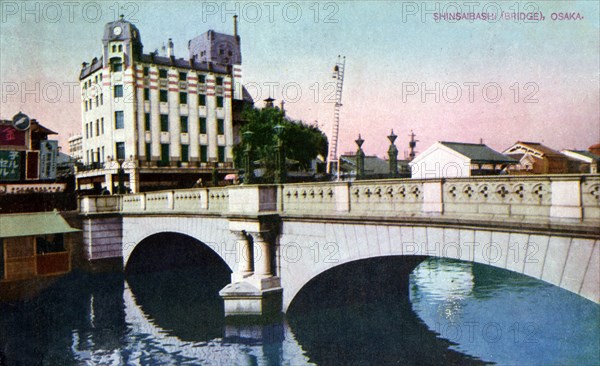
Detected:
[
  {"left": 211, "top": 166, "right": 219, "bottom": 186},
  {"left": 242, "top": 130, "right": 254, "bottom": 184},
  {"left": 355, "top": 134, "right": 365, "bottom": 180},
  {"left": 273, "top": 124, "right": 286, "bottom": 184},
  {"left": 387, "top": 129, "right": 399, "bottom": 178}
]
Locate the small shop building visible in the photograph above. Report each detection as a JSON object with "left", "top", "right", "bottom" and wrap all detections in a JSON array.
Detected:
[{"left": 0, "top": 211, "right": 79, "bottom": 296}]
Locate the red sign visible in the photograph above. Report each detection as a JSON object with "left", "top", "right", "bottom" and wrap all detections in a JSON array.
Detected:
[{"left": 0, "top": 125, "right": 26, "bottom": 147}]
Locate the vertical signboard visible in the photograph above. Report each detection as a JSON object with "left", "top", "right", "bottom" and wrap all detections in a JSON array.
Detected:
[
  {"left": 0, "top": 151, "right": 21, "bottom": 181},
  {"left": 39, "top": 140, "right": 58, "bottom": 180},
  {"left": 26, "top": 151, "right": 39, "bottom": 180}
]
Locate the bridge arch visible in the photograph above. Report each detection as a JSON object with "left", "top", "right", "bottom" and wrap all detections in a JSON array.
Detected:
[
  {"left": 278, "top": 222, "right": 599, "bottom": 311},
  {"left": 125, "top": 231, "right": 232, "bottom": 275},
  {"left": 121, "top": 216, "right": 240, "bottom": 273}
]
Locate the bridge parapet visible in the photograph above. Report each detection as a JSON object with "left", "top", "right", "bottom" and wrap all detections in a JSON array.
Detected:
[
  {"left": 79, "top": 175, "right": 600, "bottom": 231},
  {"left": 280, "top": 175, "right": 599, "bottom": 226}
]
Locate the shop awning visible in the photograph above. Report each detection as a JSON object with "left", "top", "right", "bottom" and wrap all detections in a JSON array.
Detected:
[{"left": 0, "top": 211, "right": 80, "bottom": 238}]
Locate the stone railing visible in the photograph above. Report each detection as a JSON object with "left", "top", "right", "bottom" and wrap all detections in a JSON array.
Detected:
[
  {"left": 82, "top": 187, "right": 230, "bottom": 215},
  {"left": 280, "top": 175, "right": 599, "bottom": 224},
  {"left": 79, "top": 175, "right": 600, "bottom": 226}
]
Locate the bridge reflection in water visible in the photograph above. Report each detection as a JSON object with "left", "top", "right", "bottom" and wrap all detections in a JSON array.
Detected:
[{"left": 0, "top": 254, "right": 598, "bottom": 365}]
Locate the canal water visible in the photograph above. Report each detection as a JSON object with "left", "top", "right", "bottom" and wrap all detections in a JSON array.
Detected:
[{"left": 0, "top": 255, "right": 598, "bottom": 365}]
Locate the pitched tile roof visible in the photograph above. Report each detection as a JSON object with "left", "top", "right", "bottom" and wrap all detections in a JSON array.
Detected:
[{"left": 440, "top": 142, "right": 517, "bottom": 164}]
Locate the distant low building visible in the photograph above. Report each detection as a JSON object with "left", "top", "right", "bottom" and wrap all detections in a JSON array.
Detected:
[
  {"left": 589, "top": 143, "right": 600, "bottom": 156},
  {"left": 409, "top": 141, "right": 516, "bottom": 179},
  {"left": 561, "top": 150, "right": 600, "bottom": 174},
  {"left": 503, "top": 141, "right": 569, "bottom": 174},
  {"left": 68, "top": 134, "right": 83, "bottom": 163}
]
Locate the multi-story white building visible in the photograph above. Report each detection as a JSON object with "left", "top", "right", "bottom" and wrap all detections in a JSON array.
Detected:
[
  {"left": 68, "top": 134, "right": 83, "bottom": 162},
  {"left": 76, "top": 16, "right": 251, "bottom": 193}
]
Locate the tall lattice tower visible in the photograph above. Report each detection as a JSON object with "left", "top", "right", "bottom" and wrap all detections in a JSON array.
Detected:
[{"left": 326, "top": 55, "right": 346, "bottom": 175}]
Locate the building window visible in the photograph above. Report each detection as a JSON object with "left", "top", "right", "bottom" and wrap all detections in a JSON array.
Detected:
[
  {"left": 200, "top": 145, "right": 208, "bottom": 162},
  {"left": 181, "top": 144, "right": 189, "bottom": 162},
  {"left": 36, "top": 234, "right": 65, "bottom": 254},
  {"left": 84, "top": 100, "right": 88, "bottom": 111},
  {"left": 199, "top": 117, "right": 207, "bottom": 134},
  {"left": 115, "top": 111, "right": 124, "bottom": 129},
  {"left": 179, "top": 92, "right": 187, "bottom": 104},
  {"left": 160, "top": 90, "right": 168, "bottom": 102},
  {"left": 118, "top": 44, "right": 123, "bottom": 52},
  {"left": 145, "top": 113, "right": 151, "bottom": 131},
  {"left": 218, "top": 146, "right": 225, "bottom": 162},
  {"left": 198, "top": 94, "right": 206, "bottom": 106},
  {"left": 100, "top": 93, "right": 104, "bottom": 105},
  {"left": 145, "top": 143, "right": 151, "bottom": 161},
  {"left": 144, "top": 88, "right": 149, "bottom": 100},
  {"left": 101, "top": 146, "right": 105, "bottom": 162},
  {"left": 217, "top": 119, "right": 225, "bottom": 135},
  {"left": 111, "top": 60, "right": 123, "bottom": 72},
  {"left": 95, "top": 119, "right": 100, "bottom": 136},
  {"left": 180, "top": 116, "right": 188, "bottom": 133},
  {"left": 85, "top": 123, "right": 89, "bottom": 138},
  {"left": 216, "top": 96, "right": 224, "bottom": 108},
  {"left": 89, "top": 99, "right": 93, "bottom": 110},
  {"left": 116, "top": 142, "right": 125, "bottom": 160},
  {"left": 160, "top": 114, "right": 169, "bottom": 132},
  {"left": 160, "top": 144, "right": 169, "bottom": 165},
  {"left": 199, "top": 74, "right": 206, "bottom": 84},
  {"left": 114, "top": 85, "right": 123, "bottom": 98},
  {"left": 95, "top": 95, "right": 99, "bottom": 107},
  {"left": 216, "top": 77, "right": 223, "bottom": 86},
  {"left": 159, "top": 69, "right": 168, "bottom": 79},
  {"left": 179, "top": 72, "right": 187, "bottom": 81},
  {"left": 143, "top": 66, "right": 149, "bottom": 76},
  {"left": 112, "top": 45, "right": 116, "bottom": 52},
  {"left": 101, "top": 118, "right": 105, "bottom": 134}
]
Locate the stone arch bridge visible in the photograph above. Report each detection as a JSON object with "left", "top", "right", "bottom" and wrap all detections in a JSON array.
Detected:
[{"left": 79, "top": 175, "right": 600, "bottom": 316}]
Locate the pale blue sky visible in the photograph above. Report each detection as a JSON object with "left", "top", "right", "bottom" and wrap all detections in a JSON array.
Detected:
[{"left": 1, "top": 1, "right": 598, "bottom": 156}]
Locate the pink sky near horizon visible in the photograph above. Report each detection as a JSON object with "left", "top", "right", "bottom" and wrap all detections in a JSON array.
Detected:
[{"left": 1, "top": 1, "right": 598, "bottom": 158}]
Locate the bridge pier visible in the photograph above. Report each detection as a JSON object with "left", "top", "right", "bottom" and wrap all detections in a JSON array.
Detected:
[
  {"left": 230, "top": 231, "right": 253, "bottom": 283},
  {"left": 220, "top": 221, "right": 283, "bottom": 318}
]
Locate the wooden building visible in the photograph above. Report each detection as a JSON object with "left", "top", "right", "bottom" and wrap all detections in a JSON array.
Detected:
[
  {"left": 0, "top": 211, "right": 79, "bottom": 298},
  {"left": 503, "top": 142, "right": 569, "bottom": 174}
]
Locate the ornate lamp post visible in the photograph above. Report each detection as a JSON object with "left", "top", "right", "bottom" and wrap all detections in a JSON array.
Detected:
[
  {"left": 355, "top": 134, "right": 365, "bottom": 180},
  {"left": 273, "top": 124, "right": 286, "bottom": 184},
  {"left": 242, "top": 130, "right": 254, "bottom": 184},
  {"left": 387, "top": 129, "right": 398, "bottom": 178},
  {"left": 211, "top": 166, "right": 219, "bottom": 186}
]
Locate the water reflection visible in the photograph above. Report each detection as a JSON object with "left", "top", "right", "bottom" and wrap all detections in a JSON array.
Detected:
[
  {"left": 287, "top": 256, "right": 488, "bottom": 366},
  {"left": 1, "top": 256, "right": 598, "bottom": 365},
  {"left": 410, "top": 258, "right": 600, "bottom": 365}
]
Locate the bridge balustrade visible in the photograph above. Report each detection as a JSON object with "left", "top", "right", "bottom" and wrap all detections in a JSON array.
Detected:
[{"left": 80, "top": 175, "right": 600, "bottom": 227}]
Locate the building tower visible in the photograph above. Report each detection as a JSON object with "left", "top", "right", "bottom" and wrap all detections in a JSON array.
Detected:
[{"left": 326, "top": 56, "right": 346, "bottom": 175}]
